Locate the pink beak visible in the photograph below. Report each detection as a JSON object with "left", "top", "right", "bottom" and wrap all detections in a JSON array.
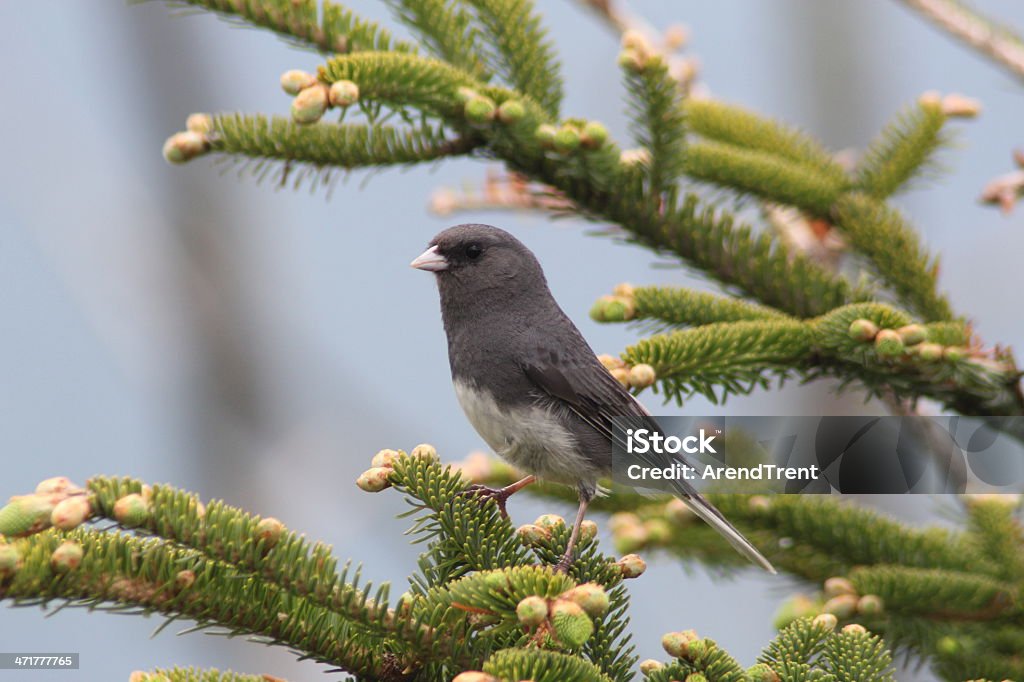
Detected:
[{"left": 410, "top": 245, "right": 449, "bottom": 272}]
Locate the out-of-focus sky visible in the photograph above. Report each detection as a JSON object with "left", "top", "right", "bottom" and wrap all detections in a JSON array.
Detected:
[{"left": 1, "top": 1, "right": 1022, "bottom": 680}]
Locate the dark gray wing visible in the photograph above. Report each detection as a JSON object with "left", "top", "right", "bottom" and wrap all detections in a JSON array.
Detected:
[{"left": 522, "top": 350, "right": 777, "bottom": 574}]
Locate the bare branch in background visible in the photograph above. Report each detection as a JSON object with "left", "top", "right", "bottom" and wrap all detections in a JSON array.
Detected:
[{"left": 896, "top": 0, "right": 1024, "bottom": 80}]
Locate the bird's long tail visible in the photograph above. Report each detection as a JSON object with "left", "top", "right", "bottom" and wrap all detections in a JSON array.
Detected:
[{"left": 672, "top": 482, "right": 777, "bottom": 574}]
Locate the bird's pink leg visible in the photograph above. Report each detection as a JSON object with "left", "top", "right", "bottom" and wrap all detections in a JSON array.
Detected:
[
  {"left": 461, "top": 475, "right": 536, "bottom": 518},
  {"left": 554, "top": 497, "right": 590, "bottom": 573}
]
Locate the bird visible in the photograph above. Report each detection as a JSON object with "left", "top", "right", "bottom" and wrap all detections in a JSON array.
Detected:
[{"left": 411, "top": 223, "right": 775, "bottom": 574}]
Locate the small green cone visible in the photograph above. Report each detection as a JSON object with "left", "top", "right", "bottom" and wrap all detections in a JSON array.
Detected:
[
  {"left": 51, "top": 540, "right": 84, "bottom": 573},
  {"left": 464, "top": 97, "right": 496, "bottom": 124},
  {"left": 0, "top": 543, "right": 22, "bottom": 578},
  {"left": 534, "top": 514, "right": 565, "bottom": 531},
  {"left": 897, "top": 324, "right": 927, "bottom": 345},
  {"left": 812, "top": 613, "right": 838, "bottom": 631},
  {"left": 291, "top": 85, "right": 329, "bottom": 124},
  {"left": 639, "top": 659, "right": 663, "bottom": 676},
  {"left": 616, "top": 553, "right": 646, "bottom": 578},
  {"left": 113, "top": 493, "right": 149, "bottom": 528},
  {"left": 917, "top": 342, "right": 943, "bottom": 361},
  {"left": 0, "top": 494, "right": 56, "bottom": 537},
  {"left": 848, "top": 318, "right": 879, "bottom": 342},
  {"left": 280, "top": 69, "right": 317, "bottom": 95},
  {"left": 328, "top": 80, "right": 359, "bottom": 107},
  {"left": 515, "top": 595, "right": 548, "bottom": 627},
  {"left": 561, "top": 582, "right": 610, "bottom": 617},
  {"left": 823, "top": 576, "right": 856, "bottom": 597},
  {"left": 535, "top": 124, "right": 558, "bottom": 148},
  {"left": 516, "top": 523, "right": 551, "bottom": 547},
  {"left": 496, "top": 100, "right": 526, "bottom": 125},
  {"left": 550, "top": 599, "right": 594, "bottom": 648},
  {"left": 356, "top": 467, "right": 393, "bottom": 492},
  {"left": 581, "top": 121, "right": 609, "bottom": 149},
  {"left": 553, "top": 126, "right": 581, "bottom": 153},
  {"left": 823, "top": 594, "right": 858, "bottom": 618},
  {"left": 661, "top": 629, "right": 698, "bottom": 658},
  {"left": 746, "top": 663, "right": 780, "bottom": 682},
  {"left": 873, "top": 329, "right": 905, "bottom": 356},
  {"left": 857, "top": 594, "right": 884, "bottom": 615},
  {"left": 255, "top": 517, "right": 285, "bottom": 550},
  {"left": 50, "top": 495, "right": 92, "bottom": 531}
]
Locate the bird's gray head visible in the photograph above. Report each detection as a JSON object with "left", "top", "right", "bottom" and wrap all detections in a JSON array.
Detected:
[{"left": 410, "top": 224, "right": 549, "bottom": 305}]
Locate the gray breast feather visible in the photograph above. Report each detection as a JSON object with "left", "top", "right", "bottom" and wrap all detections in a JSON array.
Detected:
[{"left": 453, "top": 380, "right": 599, "bottom": 488}]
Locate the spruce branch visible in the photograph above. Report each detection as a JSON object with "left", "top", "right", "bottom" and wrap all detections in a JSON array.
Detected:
[
  {"left": 464, "top": 0, "right": 564, "bottom": 117},
  {"left": 684, "top": 98, "right": 845, "bottom": 178},
  {"left": 172, "top": 0, "right": 414, "bottom": 55},
  {"left": 133, "top": 668, "right": 279, "bottom": 682},
  {"left": 385, "top": 0, "right": 490, "bottom": 80},
  {"left": 832, "top": 193, "right": 953, "bottom": 322},
  {"left": 855, "top": 100, "right": 950, "bottom": 199}
]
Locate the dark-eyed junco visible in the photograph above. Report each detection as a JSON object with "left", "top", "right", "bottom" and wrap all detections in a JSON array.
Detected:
[{"left": 412, "top": 224, "right": 775, "bottom": 574}]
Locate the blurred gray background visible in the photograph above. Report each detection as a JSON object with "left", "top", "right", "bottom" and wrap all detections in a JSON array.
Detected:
[{"left": 1, "top": 1, "right": 1022, "bottom": 680}]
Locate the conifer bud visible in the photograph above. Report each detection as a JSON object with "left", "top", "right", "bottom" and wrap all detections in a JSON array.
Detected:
[
  {"left": 628, "top": 363, "right": 657, "bottom": 389},
  {"left": 496, "top": 100, "right": 526, "bottom": 125},
  {"left": 516, "top": 595, "right": 548, "bottom": 627},
  {"left": 610, "top": 520, "right": 643, "bottom": 552},
  {"left": 609, "top": 284, "right": 633, "bottom": 300},
  {"left": 0, "top": 494, "right": 56, "bottom": 537},
  {"left": 36, "top": 477, "right": 77, "bottom": 495},
  {"left": 748, "top": 495, "right": 772, "bottom": 512},
  {"left": 857, "top": 594, "right": 884, "bottom": 615},
  {"left": 941, "top": 93, "right": 982, "bottom": 118},
  {"left": 356, "top": 467, "right": 393, "bottom": 492},
  {"left": 51, "top": 540, "right": 84, "bottom": 573},
  {"left": 896, "top": 324, "right": 927, "bottom": 345},
  {"left": 823, "top": 576, "right": 856, "bottom": 598},
  {"left": 639, "top": 659, "right": 663, "bottom": 676},
  {"left": 746, "top": 664, "right": 781, "bottom": 682},
  {"left": 550, "top": 599, "right": 594, "bottom": 648},
  {"left": 114, "top": 493, "right": 149, "bottom": 528},
  {"left": 684, "top": 638, "right": 710, "bottom": 660},
  {"left": 664, "top": 24, "right": 689, "bottom": 50},
  {"left": 410, "top": 443, "right": 439, "bottom": 463},
  {"left": 686, "top": 674, "right": 707, "bottom": 682},
  {"left": 873, "top": 329, "right": 904, "bottom": 356},
  {"left": 51, "top": 495, "right": 91, "bottom": 530},
  {"left": 535, "top": 124, "right": 558, "bottom": 148},
  {"left": 0, "top": 543, "right": 22, "bottom": 578},
  {"left": 562, "top": 582, "right": 610, "bottom": 617},
  {"left": 464, "top": 97, "right": 497, "bottom": 124},
  {"left": 534, "top": 514, "right": 565, "bottom": 531},
  {"left": 328, "top": 80, "right": 360, "bottom": 107},
  {"left": 944, "top": 346, "right": 967, "bottom": 361},
  {"left": 841, "top": 623, "right": 867, "bottom": 635},
  {"left": 848, "top": 318, "right": 879, "bottom": 342},
  {"left": 616, "top": 553, "right": 646, "bottom": 578},
  {"left": 917, "top": 342, "right": 943, "bottom": 361},
  {"left": 186, "top": 113, "right": 214, "bottom": 134},
  {"left": 610, "top": 367, "right": 631, "bottom": 388},
  {"left": 918, "top": 90, "right": 942, "bottom": 108},
  {"left": 255, "top": 517, "right": 285, "bottom": 550},
  {"left": 823, "top": 593, "right": 858, "bottom": 618},
  {"left": 608, "top": 511, "right": 641, "bottom": 533},
  {"left": 620, "top": 147, "right": 650, "bottom": 166},
  {"left": 280, "top": 69, "right": 317, "bottom": 95},
  {"left": 812, "top": 613, "right": 838, "bottom": 631},
  {"left": 175, "top": 569, "right": 196, "bottom": 590},
  {"left": 581, "top": 121, "right": 609, "bottom": 149},
  {"left": 162, "top": 131, "right": 210, "bottom": 164},
  {"left": 665, "top": 498, "right": 694, "bottom": 524},
  {"left": 371, "top": 449, "right": 402, "bottom": 468},
  {"left": 597, "top": 354, "right": 627, "bottom": 371},
  {"left": 579, "top": 519, "right": 598, "bottom": 543},
  {"left": 517, "top": 524, "right": 550, "bottom": 547},
  {"left": 601, "top": 296, "right": 634, "bottom": 321},
  {"left": 291, "top": 84, "right": 329, "bottom": 124},
  {"left": 553, "top": 125, "right": 581, "bottom": 153},
  {"left": 661, "top": 629, "right": 698, "bottom": 657}
]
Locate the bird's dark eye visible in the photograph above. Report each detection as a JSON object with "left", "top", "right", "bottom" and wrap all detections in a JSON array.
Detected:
[{"left": 465, "top": 243, "right": 483, "bottom": 260}]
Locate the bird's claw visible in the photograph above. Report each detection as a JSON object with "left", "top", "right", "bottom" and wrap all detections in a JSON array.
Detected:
[{"left": 458, "top": 484, "right": 511, "bottom": 518}]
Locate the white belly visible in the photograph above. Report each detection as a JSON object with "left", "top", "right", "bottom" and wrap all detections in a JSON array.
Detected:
[{"left": 453, "top": 380, "right": 595, "bottom": 486}]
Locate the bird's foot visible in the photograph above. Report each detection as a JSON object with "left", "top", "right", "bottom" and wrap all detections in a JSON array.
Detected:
[{"left": 458, "top": 484, "right": 513, "bottom": 518}]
